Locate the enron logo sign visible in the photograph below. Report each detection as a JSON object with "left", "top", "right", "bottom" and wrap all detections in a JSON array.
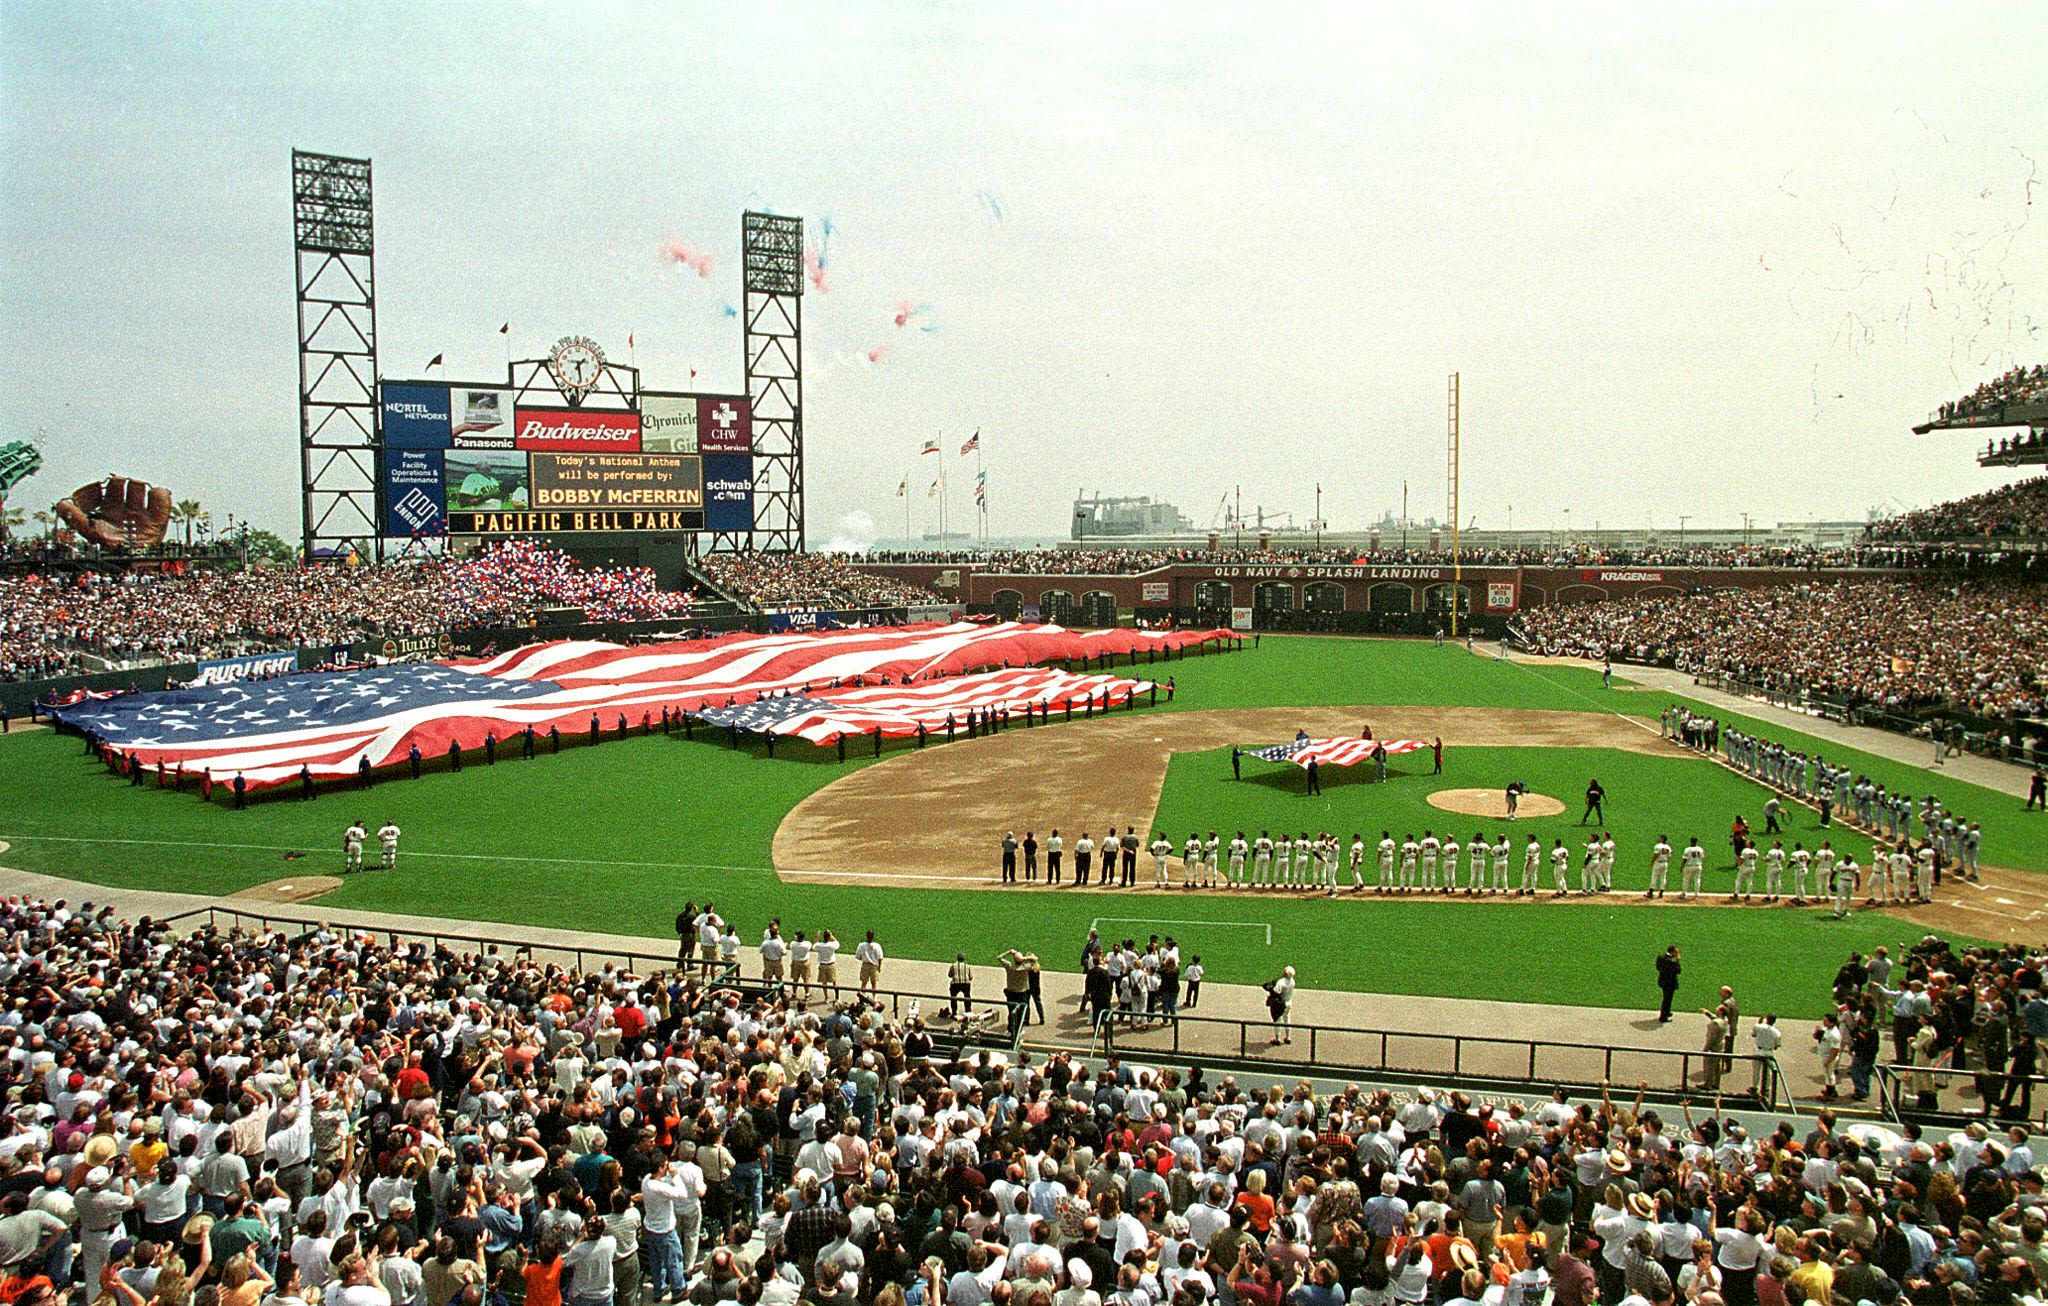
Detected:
[{"left": 513, "top": 409, "right": 641, "bottom": 452}]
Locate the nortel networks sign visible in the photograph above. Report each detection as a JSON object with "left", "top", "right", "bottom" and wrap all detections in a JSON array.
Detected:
[{"left": 513, "top": 408, "right": 641, "bottom": 452}]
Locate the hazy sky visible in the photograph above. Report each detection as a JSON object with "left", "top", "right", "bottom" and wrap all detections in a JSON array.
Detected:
[{"left": 2, "top": 2, "right": 2042, "bottom": 545}]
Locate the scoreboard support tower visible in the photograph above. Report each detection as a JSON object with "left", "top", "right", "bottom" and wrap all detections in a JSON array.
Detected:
[
  {"left": 292, "top": 151, "right": 383, "bottom": 562},
  {"left": 736, "top": 212, "right": 805, "bottom": 553}
]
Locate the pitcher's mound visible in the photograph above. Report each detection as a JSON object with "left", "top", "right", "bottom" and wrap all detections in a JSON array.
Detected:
[
  {"left": 1428, "top": 788, "right": 1565, "bottom": 819},
  {"left": 230, "top": 875, "right": 342, "bottom": 904}
]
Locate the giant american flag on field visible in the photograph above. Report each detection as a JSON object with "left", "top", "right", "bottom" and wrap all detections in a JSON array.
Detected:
[
  {"left": 1248, "top": 736, "right": 1431, "bottom": 768},
  {"left": 49, "top": 622, "right": 1232, "bottom": 789}
]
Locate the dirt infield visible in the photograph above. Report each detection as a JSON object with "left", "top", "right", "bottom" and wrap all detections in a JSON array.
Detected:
[
  {"left": 1427, "top": 787, "right": 1567, "bottom": 819},
  {"left": 774, "top": 706, "right": 1662, "bottom": 889}
]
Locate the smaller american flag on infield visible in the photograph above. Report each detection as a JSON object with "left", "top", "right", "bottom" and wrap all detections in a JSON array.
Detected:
[
  {"left": 693, "top": 666, "right": 1154, "bottom": 743},
  {"left": 1249, "top": 737, "right": 1429, "bottom": 768}
]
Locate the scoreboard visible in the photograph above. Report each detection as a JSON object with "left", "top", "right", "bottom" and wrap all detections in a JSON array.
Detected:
[{"left": 377, "top": 380, "right": 754, "bottom": 538}]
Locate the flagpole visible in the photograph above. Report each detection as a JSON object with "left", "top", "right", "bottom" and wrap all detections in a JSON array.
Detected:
[
  {"left": 904, "top": 472, "right": 911, "bottom": 553},
  {"left": 939, "top": 430, "right": 948, "bottom": 545},
  {"left": 976, "top": 437, "right": 986, "bottom": 545}
]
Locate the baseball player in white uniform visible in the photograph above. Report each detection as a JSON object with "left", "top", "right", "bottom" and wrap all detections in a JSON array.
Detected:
[
  {"left": 1814, "top": 841, "right": 1837, "bottom": 904},
  {"left": 1253, "top": 831, "right": 1274, "bottom": 887},
  {"left": 1377, "top": 831, "right": 1397, "bottom": 892},
  {"left": 1889, "top": 845, "right": 1913, "bottom": 904},
  {"left": 1400, "top": 835, "right": 1419, "bottom": 890},
  {"left": 1294, "top": 834, "right": 1314, "bottom": 888},
  {"left": 1648, "top": 836, "right": 1672, "bottom": 898},
  {"left": 1491, "top": 834, "right": 1511, "bottom": 892},
  {"left": 1915, "top": 843, "right": 1935, "bottom": 901},
  {"left": 1204, "top": 831, "right": 1221, "bottom": 888},
  {"left": 1349, "top": 834, "right": 1367, "bottom": 890},
  {"left": 1521, "top": 835, "right": 1541, "bottom": 894},
  {"left": 1420, "top": 832, "right": 1441, "bottom": 891},
  {"left": 1599, "top": 833, "right": 1617, "bottom": 891},
  {"left": 1549, "top": 839, "right": 1570, "bottom": 895},
  {"left": 1733, "top": 842, "right": 1758, "bottom": 901},
  {"left": 1151, "top": 833, "right": 1174, "bottom": 887},
  {"left": 1228, "top": 832, "right": 1248, "bottom": 886},
  {"left": 377, "top": 819, "right": 401, "bottom": 870},
  {"left": 1468, "top": 835, "right": 1487, "bottom": 896},
  {"left": 1764, "top": 841, "right": 1786, "bottom": 901},
  {"left": 1183, "top": 834, "right": 1202, "bottom": 889},
  {"left": 1680, "top": 837, "right": 1705, "bottom": 899},
  {"left": 343, "top": 821, "right": 366, "bottom": 874},
  {"left": 1580, "top": 835, "right": 1600, "bottom": 895},
  {"left": 1790, "top": 843, "right": 1812, "bottom": 902},
  {"left": 1442, "top": 835, "right": 1461, "bottom": 894},
  {"left": 1832, "top": 855, "right": 1858, "bottom": 918}
]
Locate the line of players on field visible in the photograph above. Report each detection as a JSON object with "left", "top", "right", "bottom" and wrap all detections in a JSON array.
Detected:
[{"left": 1041, "top": 828, "right": 1941, "bottom": 908}]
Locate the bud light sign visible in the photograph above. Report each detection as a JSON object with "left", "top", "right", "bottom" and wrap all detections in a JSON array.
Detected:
[{"left": 702, "top": 454, "right": 753, "bottom": 531}]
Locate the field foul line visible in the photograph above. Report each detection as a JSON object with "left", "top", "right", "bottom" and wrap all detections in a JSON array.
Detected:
[
  {"left": 1089, "top": 915, "right": 1271, "bottom": 944},
  {"left": 0, "top": 832, "right": 763, "bottom": 875},
  {"left": 1501, "top": 656, "right": 1661, "bottom": 735}
]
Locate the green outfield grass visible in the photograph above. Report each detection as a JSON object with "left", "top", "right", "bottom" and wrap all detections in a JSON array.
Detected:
[{"left": 0, "top": 636, "right": 2023, "bottom": 1019}]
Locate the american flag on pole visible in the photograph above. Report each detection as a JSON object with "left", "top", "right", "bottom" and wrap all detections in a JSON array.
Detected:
[
  {"left": 1249, "top": 737, "right": 1430, "bottom": 768},
  {"left": 959, "top": 431, "right": 979, "bottom": 456},
  {"left": 50, "top": 622, "right": 1232, "bottom": 789}
]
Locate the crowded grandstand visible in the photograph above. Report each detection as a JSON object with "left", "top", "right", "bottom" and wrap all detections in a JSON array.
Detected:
[{"left": 0, "top": 894, "right": 2036, "bottom": 1306}]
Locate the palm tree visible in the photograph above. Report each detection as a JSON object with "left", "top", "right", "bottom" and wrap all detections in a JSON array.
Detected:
[
  {"left": 31, "top": 509, "right": 53, "bottom": 541},
  {"left": 174, "top": 499, "right": 204, "bottom": 546},
  {"left": 0, "top": 505, "right": 21, "bottom": 544}
]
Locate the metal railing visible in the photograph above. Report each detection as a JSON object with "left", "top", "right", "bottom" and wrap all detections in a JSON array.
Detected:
[
  {"left": 1092, "top": 1007, "right": 1788, "bottom": 1110},
  {"left": 1875, "top": 1061, "right": 2046, "bottom": 1128}
]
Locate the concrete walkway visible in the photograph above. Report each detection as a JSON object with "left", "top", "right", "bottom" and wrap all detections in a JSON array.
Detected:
[
  {"left": 0, "top": 858, "right": 1827, "bottom": 1106},
  {"left": 1490, "top": 644, "right": 2035, "bottom": 799}
]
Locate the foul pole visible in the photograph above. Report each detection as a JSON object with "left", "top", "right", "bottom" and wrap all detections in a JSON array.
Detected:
[{"left": 1447, "top": 372, "right": 1462, "bottom": 637}]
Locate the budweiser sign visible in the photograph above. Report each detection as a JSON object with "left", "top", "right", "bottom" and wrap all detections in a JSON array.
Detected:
[{"left": 514, "top": 408, "right": 641, "bottom": 452}]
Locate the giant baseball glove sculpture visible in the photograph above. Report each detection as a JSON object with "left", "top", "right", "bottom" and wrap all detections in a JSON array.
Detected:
[{"left": 56, "top": 476, "right": 175, "bottom": 548}]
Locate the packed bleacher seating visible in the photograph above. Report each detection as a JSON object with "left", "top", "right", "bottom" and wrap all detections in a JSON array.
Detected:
[
  {"left": 1933, "top": 365, "right": 2048, "bottom": 423},
  {"left": 1511, "top": 578, "right": 2048, "bottom": 719},
  {"left": 0, "top": 542, "right": 691, "bottom": 682},
  {"left": 698, "top": 553, "right": 944, "bottom": 610},
  {"left": 1864, "top": 479, "right": 2048, "bottom": 544},
  {"left": 866, "top": 544, "right": 1868, "bottom": 575},
  {"left": 0, "top": 893, "right": 2039, "bottom": 1306}
]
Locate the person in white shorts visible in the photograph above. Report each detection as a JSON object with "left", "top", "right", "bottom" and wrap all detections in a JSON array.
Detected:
[
  {"left": 1400, "top": 835, "right": 1420, "bottom": 890},
  {"left": 1204, "top": 830, "right": 1221, "bottom": 887},
  {"left": 1814, "top": 841, "right": 1837, "bottom": 904},
  {"left": 1183, "top": 833, "right": 1202, "bottom": 889},
  {"left": 1549, "top": 839, "right": 1570, "bottom": 895},
  {"left": 1151, "top": 833, "right": 1173, "bottom": 887},
  {"left": 1599, "top": 832, "right": 1617, "bottom": 891},
  {"left": 1733, "top": 842, "right": 1758, "bottom": 902},
  {"left": 1228, "top": 831, "right": 1248, "bottom": 886},
  {"left": 1253, "top": 830, "right": 1274, "bottom": 887},
  {"left": 1442, "top": 835, "right": 1462, "bottom": 894},
  {"left": 1320, "top": 835, "right": 1341, "bottom": 895},
  {"left": 1491, "top": 833, "right": 1511, "bottom": 892},
  {"left": 1521, "top": 835, "right": 1541, "bottom": 894},
  {"left": 1295, "top": 833, "right": 1315, "bottom": 888},
  {"left": 1648, "top": 836, "right": 1672, "bottom": 898},
  {"left": 343, "top": 820, "right": 366, "bottom": 874},
  {"left": 1680, "top": 837, "right": 1706, "bottom": 899},
  {"left": 1889, "top": 845, "right": 1913, "bottom": 904},
  {"left": 1420, "top": 832, "right": 1441, "bottom": 891},
  {"left": 814, "top": 929, "right": 840, "bottom": 998},
  {"left": 1790, "top": 842, "right": 1812, "bottom": 902},
  {"left": 855, "top": 930, "right": 884, "bottom": 990},
  {"left": 789, "top": 931, "right": 813, "bottom": 1003},
  {"left": 1378, "top": 831, "right": 1397, "bottom": 892},
  {"left": 1579, "top": 834, "right": 1599, "bottom": 895},
  {"left": 1763, "top": 841, "right": 1786, "bottom": 901}
]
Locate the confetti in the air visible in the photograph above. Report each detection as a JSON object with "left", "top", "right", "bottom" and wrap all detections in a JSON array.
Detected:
[
  {"left": 659, "top": 238, "right": 714, "bottom": 279},
  {"left": 893, "top": 299, "right": 930, "bottom": 328},
  {"left": 805, "top": 217, "right": 835, "bottom": 293},
  {"left": 866, "top": 343, "right": 890, "bottom": 364},
  {"left": 720, "top": 302, "right": 740, "bottom": 319},
  {"left": 970, "top": 189, "right": 1006, "bottom": 223}
]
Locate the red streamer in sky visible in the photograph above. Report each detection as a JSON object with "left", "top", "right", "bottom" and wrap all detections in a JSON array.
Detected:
[
  {"left": 866, "top": 343, "right": 890, "bottom": 364},
  {"left": 660, "top": 238, "right": 714, "bottom": 279}
]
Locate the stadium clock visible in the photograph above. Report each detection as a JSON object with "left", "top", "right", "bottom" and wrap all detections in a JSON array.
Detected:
[{"left": 547, "top": 335, "right": 607, "bottom": 405}]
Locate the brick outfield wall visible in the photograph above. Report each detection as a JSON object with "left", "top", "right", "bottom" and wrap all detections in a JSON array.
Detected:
[{"left": 850, "top": 561, "right": 1894, "bottom": 613}]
